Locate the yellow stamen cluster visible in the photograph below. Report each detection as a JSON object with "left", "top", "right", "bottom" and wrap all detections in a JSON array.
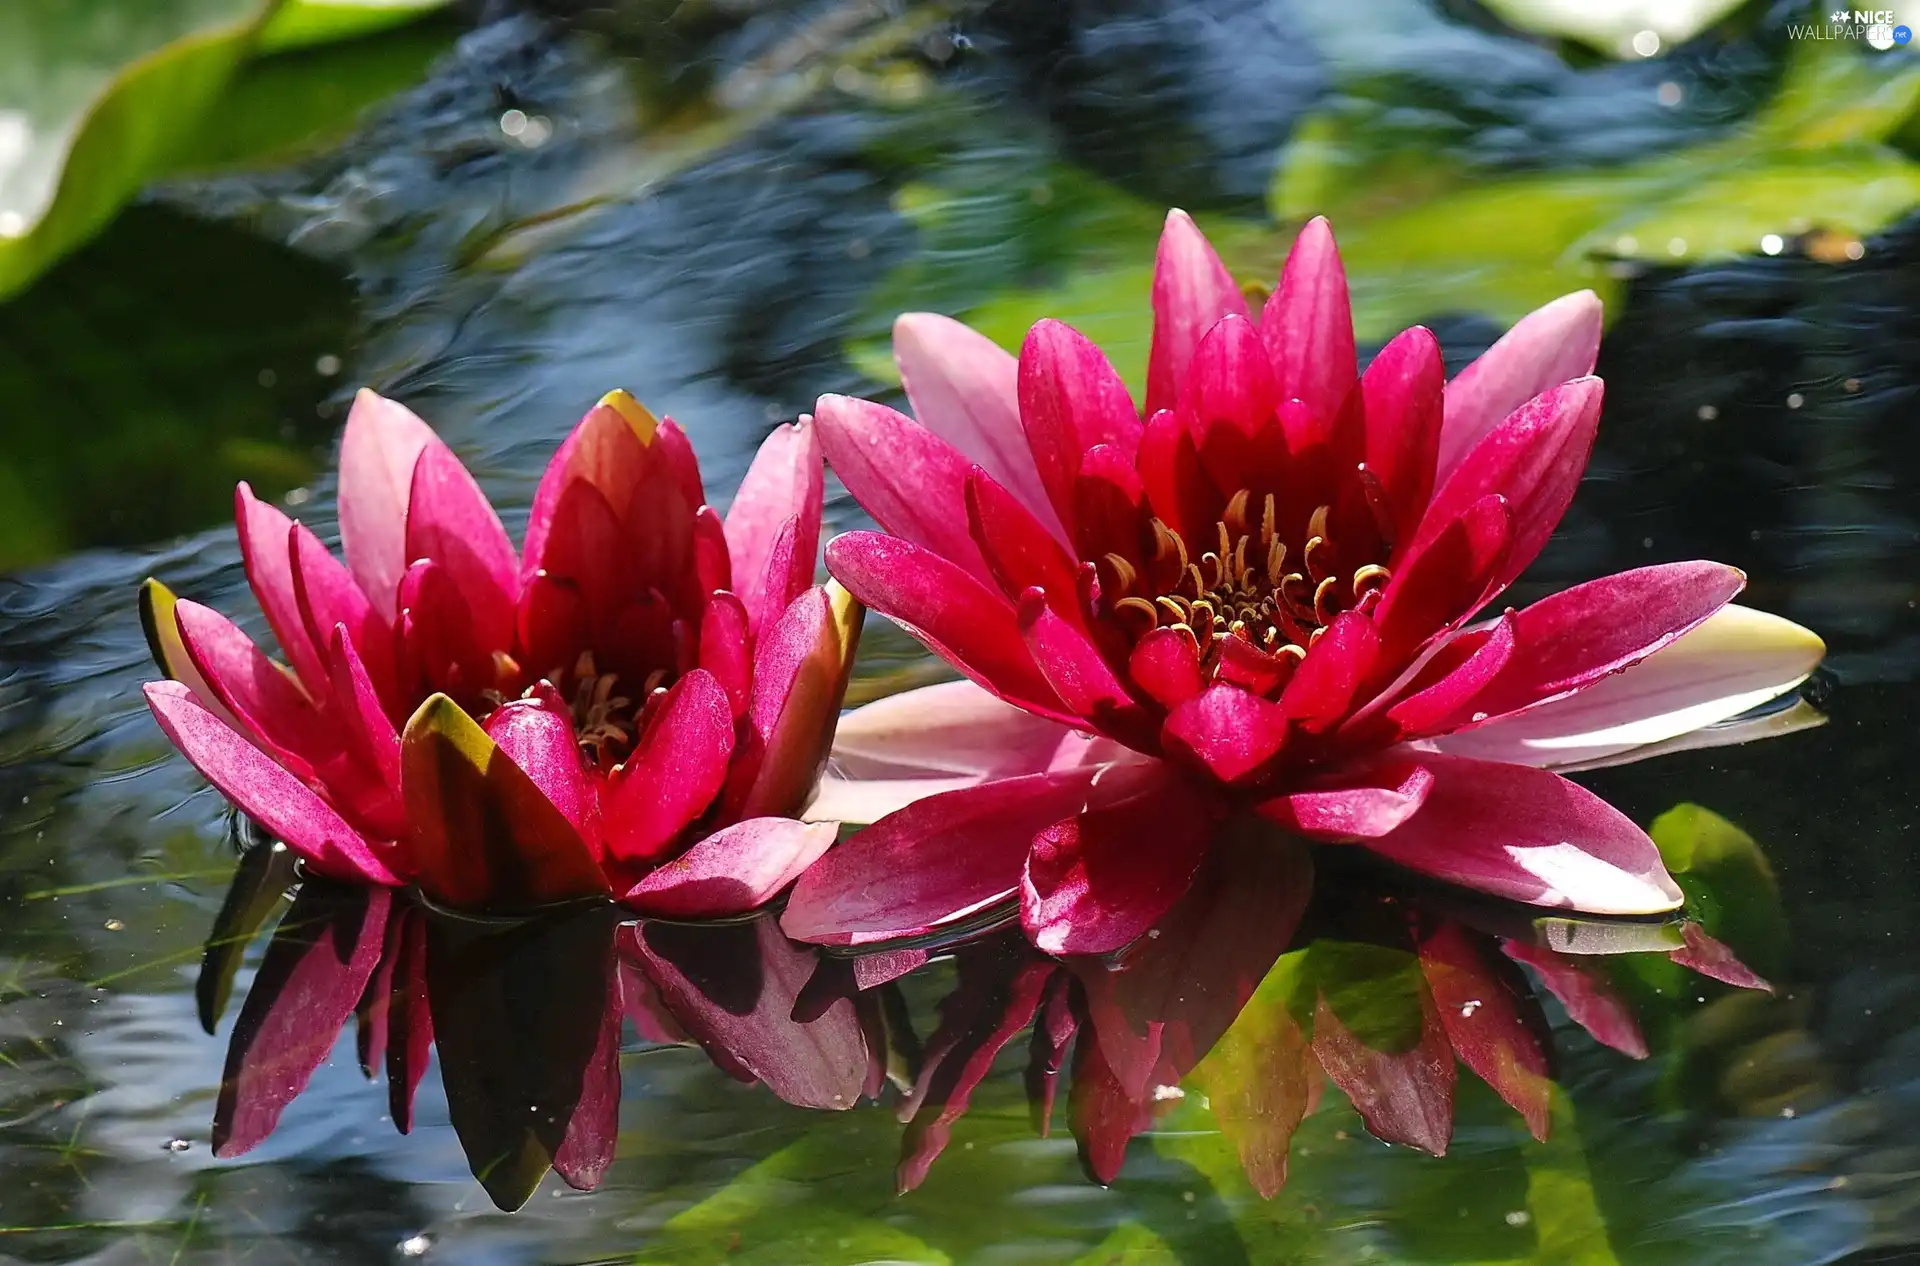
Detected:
[{"left": 1107, "top": 489, "right": 1391, "bottom": 659}]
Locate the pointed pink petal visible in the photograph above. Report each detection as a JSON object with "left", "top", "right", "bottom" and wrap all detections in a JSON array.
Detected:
[
  {"left": 697, "top": 590, "right": 754, "bottom": 717},
  {"left": 727, "top": 417, "right": 824, "bottom": 641},
  {"left": 1019, "top": 320, "right": 1143, "bottom": 537},
  {"left": 814, "top": 393, "right": 997, "bottom": 586},
  {"left": 1162, "top": 683, "right": 1290, "bottom": 786},
  {"left": 1021, "top": 764, "right": 1220, "bottom": 955},
  {"left": 826, "top": 531, "right": 1069, "bottom": 721},
  {"left": 521, "top": 392, "right": 660, "bottom": 582},
  {"left": 1261, "top": 216, "right": 1356, "bottom": 438},
  {"left": 893, "top": 312, "right": 1063, "bottom": 539},
  {"left": 604, "top": 668, "right": 733, "bottom": 864},
  {"left": 404, "top": 442, "right": 519, "bottom": 648},
  {"left": 324, "top": 624, "right": 405, "bottom": 838},
  {"left": 1419, "top": 922, "right": 1552, "bottom": 1140},
  {"left": 1147, "top": 208, "right": 1250, "bottom": 416},
  {"left": 1439, "top": 290, "right": 1602, "bottom": 481},
  {"left": 1359, "top": 326, "right": 1445, "bottom": 545},
  {"left": 1373, "top": 493, "right": 1510, "bottom": 668},
  {"left": 726, "top": 585, "right": 860, "bottom": 821},
  {"left": 1460, "top": 561, "right": 1745, "bottom": 726},
  {"left": 484, "top": 693, "right": 601, "bottom": 859},
  {"left": 234, "top": 485, "right": 325, "bottom": 694},
  {"left": 1256, "top": 758, "right": 1434, "bottom": 840},
  {"left": 337, "top": 389, "right": 437, "bottom": 620},
  {"left": 1671, "top": 923, "right": 1772, "bottom": 992},
  {"left": 291, "top": 523, "right": 398, "bottom": 719},
  {"left": 1017, "top": 587, "right": 1152, "bottom": 747},
  {"left": 1383, "top": 610, "right": 1517, "bottom": 738},
  {"left": 783, "top": 768, "right": 1108, "bottom": 946},
  {"left": 145, "top": 681, "right": 399, "bottom": 885},
  {"left": 966, "top": 467, "right": 1085, "bottom": 608},
  {"left": 1362, "top": 754, "right": 1683, "bottom": 914},
  {"left": 1413, "top": 377, "right": 1603, "bottom": 596},
  {"left": 1503, "top": 940, "right": 1648, "bottom": 1057},
  {"left": 173, "top": 599, "right": 335, "bottom": 776},
  {"left": 624, "top": 817, "right": 837, "bottom": 917}
]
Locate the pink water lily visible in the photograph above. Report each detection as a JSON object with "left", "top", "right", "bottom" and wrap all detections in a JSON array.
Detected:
[
  {"left": 785, "top": 211, "right": 1825, "bottom": 957},
  {"left": 143, "top": 389, "right": 860, "bottom": 917}
]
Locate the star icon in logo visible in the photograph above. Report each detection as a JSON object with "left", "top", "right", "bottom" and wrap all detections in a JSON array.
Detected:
[{"left": 1831, "top": 7, "right": 1850, "bottom": 19}]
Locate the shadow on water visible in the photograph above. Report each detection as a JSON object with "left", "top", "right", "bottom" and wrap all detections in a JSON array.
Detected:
[{"left": 0, "top": 1, "right": 1917, "bottom": 1262}]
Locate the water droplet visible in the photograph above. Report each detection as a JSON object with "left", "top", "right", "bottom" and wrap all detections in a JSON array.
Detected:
[
  {"left": 103, "top": 918, "right": 123, "bottom": 931},
  {"left": 1780, "top": 1106, "right": 1796, "bottom": 1119},
  {"left": 398, "top": 1233, "right": 433, "bottom": 1257},
  {"left": 1460, "top": 999, "right": 1482, "bottom": 1017},
  {"left": 1696, "top": 404, "right": 1719, "bottom": 421},
  {"left": 1630, "top": 29, "right": 1662, "bottom": 56},
  {"left": 1760, "top": 234, "right": 1784, "bottom": 256},
  {"left": 500, "top": 109, "right": 528, "bottom": 137},
  {"left": 1786, "top": 393, "right": 1805, "bottom": 409},
  {"left": 1656, "top": 81, "right": 1683, "bottom": 106},
  {"left": 163, "top": 1138, "right": 191, "bottom": 1153},
  {"left": 1505, "top": 1210, "right": 1531, "bottom": 1227},
  {"left": 315, "top": 353, "right": 342, "bottom": 376}
]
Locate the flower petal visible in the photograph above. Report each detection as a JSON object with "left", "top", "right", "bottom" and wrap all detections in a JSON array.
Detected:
[
  {"left": 624, "top": 818, "right": 837, "bottom": 918},
  {"left": 234, "top": 484, "right": 325, "bottom": 694},
  {"left": 1380, "top": 610, "right": 1518, "bottom": 739},
  {"left": 783, "top": 768, "right": 1108, "bottom": 946},
  {"left": 1503, "top": 940, "right": 1648, "bottom": 1058},
  {"left": 826, "top": 531, "right": 1069, "bottom": 721},
  {"left": 1147, "top": 208, "right": 1249, "bottom": 417},
  {"left": 213, "top": 882, "right": 391, "bottom": 1156},
  {"left": 1019, "top": 320, "right": 1143, "bottom": 536},
  {"left": 484, "top": 692, "right": 601, "bottom": 859},
  {"left": 815, "top": 393, "right": 995, "bottom": 586},
  {"left": 1261, "top": 216, "right": 1356, "bottom": 439},
  {"left": 399, "top": 694, "right": 607, "bottom": 910},
  {"left": 1414, "top": 377, "right": 1603, "bottom": 594},
  {"left": 1360, "top": 754, "right": 1683, "bottom": 915},
  {"left": 1128, "top": 626, "right": 1205, "bottom": 709},
  {"left": 1427, "top": 603, "right": 1825, "bottom": 769},
  {"left": 1021, "top": 764, "right": 1220, "bottom": 955},
  {"left": 966, "top": 467, "right": 1085, "bottom": 610},
  {"left": 1373, "top": 493, "right": 1510, "bottom": 668},
  {"left": 1439, "top": 290, "right": 1602, "bottom": 481},
  {"left": 1017, "top": 587, "right": 1153, "bottom": 747},
  {"left": 726, "top": 417, "right": 824, "bottom": 641},
  {"left": 1256, "top": 758, "right": 1434, "bottom": 841},
  {"left": 173, "top": 599, "right": 335, "bottom": 777},
  {"left": 1358, "top": 326, "right": 1444, "bottom": 545},
  {"left": 1671, "top": 923, "right": 1771, "bottom": 992},
  {"left": 139, "top": 579, "right": 243, "bottom": 732},
  {"left": 893, "top": 312, "right": 1061, "bottom": 538},
  {"left": 292, "top": 522, "right": 398, "bottom": 719},
  {"left": 1279, "top": 609, "right": 1378, "bottom": 733},
  {"left": 338, "top": 389, "right": 437, "bottom": 620},
  {"left": 405, "top": 441, "right": 519, "bottom": 649},
  {"left": 1418, "top": 922, "right": 1552, "bottom": 1140},
  {"left": 603, "top": 668, "right": 734, "bottom": 865},
  {"left": 1162, "top": 683, "right": 1290, "bottom": 786},
  {"left": 726, "top": 584, "right": 863, "bottom": 820},
  {"left": 145, "top": 681, "right": 399, "bottom": 885}
]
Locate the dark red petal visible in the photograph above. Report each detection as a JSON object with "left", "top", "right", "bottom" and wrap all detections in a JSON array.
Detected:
[
  {"left": 827, "top": 532, "right": 1070, "bottom": 722},
  {"left": 782, "top": 768, "right": 1107, "bottom": 946},
  {"left": 1071, "top": 444, "right": 1147, "bottom": 564},
  {"left": 1381, "top": 610, "right": 1518, "bottom": 739},
  {"left": 1312, "top": 973, "right": 1456, "bottom": 1155},
  {"left": 1213, "top": 634, "right": 1299, "bottom": 697},
  {"left": 1019, "top": 320, "right": 1143, "bottom": 537},
  {"left": 692, "top": 505, "right": 734, "bottom": 598},
  {"left": 1418, "top": 922, "right": 1552, "bottom": 1140},
  {"left": 1021, "top": 765, "right": 1220, "bottom": 956},
  {"left": 1128, "top": 626, "right": 1204, "bottom": 709},
  {"left": 1017, "top": 588, "right": 1153, "bottom": 747},
  {"left": 1372, "top": 493, "right": 1510, "bottom": 669},
  {"left": 386, "top": 907, "right": 433, "bottom": 1133},
  {"left": 697, "top": 590, "right": 754, "bottom": 718},
  {"left": 966, "top": 467, "right": 1085, "bottom": 612},
  {"left": 1279, "top": 609, "right": 1378, "bottom": 734},
  {"left": 1162, "top": 683, "right": 1290, "bottom": 786},
  {"left": 1180, "top": 315, "right": 1278, "bottom": 499},
  {"left": 603, "top": 668, "right": 734, "bottom": 865},
  {"left": 484, "top": 693, "right": 602, "bottom": 860},
  {"left": 1670, "top": 923, "right": 1772, "bottom": 992},
  {"left": 1136, "top": 406, "right": 1217, "bottom": 547}
]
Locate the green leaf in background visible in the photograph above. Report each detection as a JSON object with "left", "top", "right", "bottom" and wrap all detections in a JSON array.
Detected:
[
  {"left": 1268, "top": 41, "right": 1920, "bottom": 341},
  {"left": 255, "top": 0, "right": 452, "bottom": 53},
  {"left": 0, "top": 0, "right": 269, "bottom": 299},
  {"left": 0, "top": 0, "right": 454, "bottom": 299}
]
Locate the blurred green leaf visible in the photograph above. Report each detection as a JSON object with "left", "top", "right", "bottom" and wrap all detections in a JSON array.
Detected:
[
  {"left": 1646, "top": 803, "right": 1786, "bottom": 978},
  {"left": 254, "top": 0, "right": 452, "bottom": 53},
  {"left": 0, "top": 0, "right": 272, "bottom": 299}
]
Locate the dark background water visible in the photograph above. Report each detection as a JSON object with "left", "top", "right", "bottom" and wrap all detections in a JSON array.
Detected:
[{"left": 1, "top": 1, "right": 1918, "bottom": 1262}]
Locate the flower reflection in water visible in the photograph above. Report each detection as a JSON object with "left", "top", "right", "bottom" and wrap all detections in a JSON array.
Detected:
[
  {"left": 805, "top": 819, "right": 1769, "bottom": 1196},
  {"left": 197, "top": 844, "right": 882, "bottom": 1210}
]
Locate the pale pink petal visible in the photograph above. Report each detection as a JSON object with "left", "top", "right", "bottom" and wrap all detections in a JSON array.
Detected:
[
  {"left": 1439, "top": 291, "right": 1602, "bottom": 481},
  {"left": 337, "top": 389, "right": 438, "bottom": 620},
  {"left": 726, "top": 417, "right": 825, "bottom": 641},
  {"left": 623, "top": 818, "right": 838, "bottom": 918},
  {"left": 1146, "top": 209, "right": 1249, "bottom": 416}
]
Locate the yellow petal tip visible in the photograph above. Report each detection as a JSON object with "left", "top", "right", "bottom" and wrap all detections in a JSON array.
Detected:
[{"left": 597, "top": 389, "right": 659, "bottom": 443}]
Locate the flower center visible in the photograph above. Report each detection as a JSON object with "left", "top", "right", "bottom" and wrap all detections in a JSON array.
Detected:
[
  {"left": 1106, "top": 489, "right": 1391, "bottom": 660},
  {"left": 483, "top": 650, "right": 668, "bottom": 767}
]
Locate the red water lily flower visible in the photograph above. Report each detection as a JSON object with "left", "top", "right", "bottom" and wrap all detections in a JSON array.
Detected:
[
  {"left": 143, "top": 389, "right": 860, "bottom": 917},
  {"left": 784, "top": 211, "right": 1824, "bottom": 956}
]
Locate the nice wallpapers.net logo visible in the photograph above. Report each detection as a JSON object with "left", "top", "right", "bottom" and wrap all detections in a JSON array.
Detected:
[{"left": 1790, "top": 8, "right": 1915, "bottom": 46}]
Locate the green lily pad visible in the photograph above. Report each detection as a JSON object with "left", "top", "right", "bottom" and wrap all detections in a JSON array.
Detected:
[{"left": 254, "top": 0, "right": 452, "bottom": 54}]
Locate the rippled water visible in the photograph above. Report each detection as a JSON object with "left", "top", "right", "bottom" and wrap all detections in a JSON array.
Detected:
[{"left": 2, "top": 3, "right": 1919, "bottom": 1262}]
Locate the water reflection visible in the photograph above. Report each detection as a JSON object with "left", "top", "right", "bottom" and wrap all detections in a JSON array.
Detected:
[{"left": 199, "top": 811, "right": 1769, "bottom": 1217}]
